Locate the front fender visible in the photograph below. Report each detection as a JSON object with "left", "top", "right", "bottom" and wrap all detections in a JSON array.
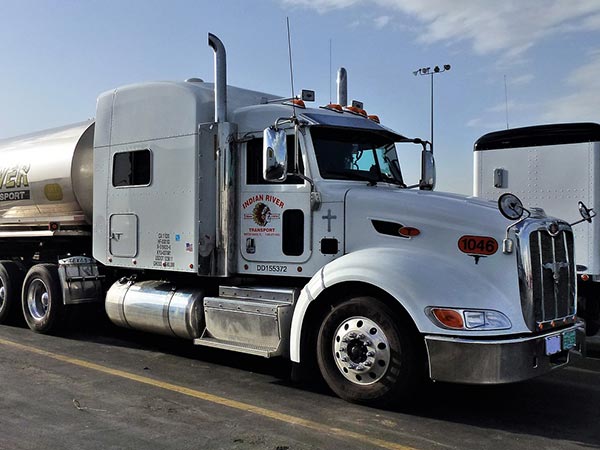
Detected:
[{"left": 290, "top": 247, "right": 525, "bottom": 363}]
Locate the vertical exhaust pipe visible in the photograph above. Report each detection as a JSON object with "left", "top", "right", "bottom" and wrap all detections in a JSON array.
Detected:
[
  {"left": 336, "top": 67, "right": 347, "bottom": 106},
  {"left": 208, "top": 33, "right": 227, "bottom": 123}
]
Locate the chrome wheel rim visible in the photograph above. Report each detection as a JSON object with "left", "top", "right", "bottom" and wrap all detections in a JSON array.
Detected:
[
  {"left": 0, "top": 284, "right": 5, "bottom": 309},
  {"left": 333, "top": 316, "right": 391, "bottom": 385},
  {"left": 27, "top": 279, "right": 50, "bottom": 320}
]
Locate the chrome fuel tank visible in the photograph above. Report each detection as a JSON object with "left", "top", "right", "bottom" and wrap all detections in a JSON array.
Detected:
[
  {"left": 105, "top": 280, "right": 205, "bottom": 339},
  {"left": 0, "top": 121, "right": 94, "bottom": 228}
]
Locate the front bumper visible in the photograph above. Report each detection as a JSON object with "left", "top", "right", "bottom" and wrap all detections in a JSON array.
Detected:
[{"left": 425, "top": 321, "right": 585, "bottom": 384}]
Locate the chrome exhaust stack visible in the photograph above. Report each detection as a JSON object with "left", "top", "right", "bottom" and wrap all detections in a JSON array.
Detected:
[
  {"left": 337, "top": 67, "right": 348, "bottom": 106},
  {"left": 208, "top": 33, "right": 227, "bottom": 123}
]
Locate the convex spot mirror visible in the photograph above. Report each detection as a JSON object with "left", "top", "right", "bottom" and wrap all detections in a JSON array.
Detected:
[
  {"left": 578, "top": 201, "right": 595, "bottom": 223},
  {"left": 498, "top": 193, "right": 524, "bottom": 220},
  {"left": 263, "top": 127, "right": 288, "bottom": 182}
]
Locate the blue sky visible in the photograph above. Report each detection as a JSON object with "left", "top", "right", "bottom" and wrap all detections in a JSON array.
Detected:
[{"left": 1, "top": 0, "right": 599, "bottom": 194}]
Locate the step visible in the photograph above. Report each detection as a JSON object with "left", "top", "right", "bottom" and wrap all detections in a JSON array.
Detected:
[{"left": 193, "top": 336, "right": 279, "bottom": 358}]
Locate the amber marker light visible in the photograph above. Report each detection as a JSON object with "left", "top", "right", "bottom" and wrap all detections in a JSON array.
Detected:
[
  {"left": 399, "top": 227, "right": 420, "bottom": 237},
  {"left": 582, "top": 274, "right": 590, "bottom": 281},
  {"left": 344, "top": 106, "right": 368, "bottom": 116},
  {"left": 324, "top": 103, "right": 343, "bottom": 112},
  {"left": 431, "top": 308, "right": 464, "bottom": 329},
  {"left": 290, "top": 99, "right": 306, "bottom": 108},
  {"left": 368, "top": 115, "right": 380, "bottom": 123}
]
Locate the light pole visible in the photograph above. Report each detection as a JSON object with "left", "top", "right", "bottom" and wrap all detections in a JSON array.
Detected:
[{"left": 413, "top": 64, "right": 451, "bottom": 150}]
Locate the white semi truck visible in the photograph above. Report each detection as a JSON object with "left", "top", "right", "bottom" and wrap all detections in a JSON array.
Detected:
[
  {"left": 0, "top": 34, "right": 586, "bottom": 405},
  {"left": 474, "top": 123, "right": 600, "bottom": 336}
]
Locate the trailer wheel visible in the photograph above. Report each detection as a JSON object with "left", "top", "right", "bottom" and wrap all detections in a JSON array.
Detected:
[
  {"left": 316, "top": 296, "right": 422, "bottom": 406},
  {"left": 0, "top": 261, "right": 25, "bottom": 324},
  {"left": 22, "top": 264, "right": 64, "bottom": 334}
]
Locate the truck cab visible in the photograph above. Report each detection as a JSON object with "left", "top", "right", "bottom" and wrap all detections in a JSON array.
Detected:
[{"left": 0, "top": 34, "right": 585, "bottom": 407}]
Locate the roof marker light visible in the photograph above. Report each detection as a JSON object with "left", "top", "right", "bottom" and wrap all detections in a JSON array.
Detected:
[
  {"left": 322, "top": 103, "right": 344, "bottom": 112},
  {"left": 343, "top": 105, "right": 367, "bottom": 117}
]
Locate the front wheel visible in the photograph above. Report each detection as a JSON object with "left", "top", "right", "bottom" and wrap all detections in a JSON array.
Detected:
[
  {"left": 316, "top": 297, "right": 423, "bottom": 406},
  {"left": 22, "top": 264, "right": 64, "bottom": 334}
]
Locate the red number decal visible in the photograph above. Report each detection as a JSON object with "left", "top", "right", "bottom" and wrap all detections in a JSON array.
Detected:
[{"left": 458, "top": 236, "right": 498, "bottom": 256}]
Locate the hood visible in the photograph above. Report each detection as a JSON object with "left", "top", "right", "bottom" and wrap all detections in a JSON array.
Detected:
[{"left": 344, "top": 186, "right": 511, "bottom": 256}]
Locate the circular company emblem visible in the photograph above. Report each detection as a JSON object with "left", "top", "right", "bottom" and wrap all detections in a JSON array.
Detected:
[
  {"left": 548, "top": 222, "right": 560, "bottom": 236},
  {"left": 252, "top": 202, "right": 272, "bottom": 226}
]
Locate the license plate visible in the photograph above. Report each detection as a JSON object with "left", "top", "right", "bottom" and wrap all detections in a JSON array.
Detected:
[
  {"left": 562, "top": 329, "right": 577, "bottom": 351},
  {"left": 545, "top": 334, "right": 561, "bottom": 355}
]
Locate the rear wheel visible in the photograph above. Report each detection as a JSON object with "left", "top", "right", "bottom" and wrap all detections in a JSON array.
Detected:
[
  {"left": 0, "top": 261, "right": 25, "bottom": 324},
  {"left": 316, "top": 296, "right": 422, "bottom": 406},
  {"left": 22, "top": 264, "right": 64, "bottom": 334}
]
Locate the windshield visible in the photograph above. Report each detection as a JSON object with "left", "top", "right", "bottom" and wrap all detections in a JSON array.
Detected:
[{"left": 311, "top": 127, "right": 404, "bottom": 185}]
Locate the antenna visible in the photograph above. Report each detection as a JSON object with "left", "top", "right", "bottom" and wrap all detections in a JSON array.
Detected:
[
  {"left": 504, "top": 75, "right": 509, "bottom": 130},
  {"left": 286, "top": 17, "right": 296, "bottom": 119},
  {"left": 329, "top": 39, "right": 332, "bottom": 104}
]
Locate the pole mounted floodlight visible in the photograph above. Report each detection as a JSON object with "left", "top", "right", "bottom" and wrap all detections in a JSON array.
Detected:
[{"left": 414, "top": 64, "right": 451, "bottom": 150}]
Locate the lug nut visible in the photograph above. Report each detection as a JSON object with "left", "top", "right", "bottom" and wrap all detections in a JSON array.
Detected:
[
  {"left": 340, "top": 347, "right": 347, "bottom": 352},
  {"left": 341, "top": 356, "right": 349, "bottom": 362},
  {"left": 357, "top": 333, "right": 365, "bottom": 339},
  {"left": 364, "top": 361, "right": 372, "bottom": 367},
  {"left": 355, "top": 364, "right": 365, "bottom": 371},
  {"left": 367, "top": 351, "right": 375, "bottom": 357},
  {"left": 349, "top": 332, "right": 357, "bottom": 339}
]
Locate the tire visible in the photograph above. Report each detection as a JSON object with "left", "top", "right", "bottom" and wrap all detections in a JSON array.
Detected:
[
  {"left": 0, "top": 261, "right": 25, "bottom": 324},
  {"left": 22, "top": 264, "right": 64, "bottom": 334},
  {"left": 316, "top": 296, "right": 422, "bottom": 406}
]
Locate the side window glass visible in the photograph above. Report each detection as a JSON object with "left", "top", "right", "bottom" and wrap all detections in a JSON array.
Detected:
[
  {"left": 246, "top": 136, "right": 305, "bottom": 185},
  {"left": 113, "top": 150, "right": 151, "bottom": 187}
]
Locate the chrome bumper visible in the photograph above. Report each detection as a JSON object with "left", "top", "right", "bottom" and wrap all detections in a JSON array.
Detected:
[{"left": 425, "top": 321, "right": 586, "bottom": 384}]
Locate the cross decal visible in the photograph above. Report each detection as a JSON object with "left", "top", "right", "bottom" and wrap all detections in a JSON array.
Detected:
[{"left": 322, "top": 209, "right": 337, "bottom": 233}]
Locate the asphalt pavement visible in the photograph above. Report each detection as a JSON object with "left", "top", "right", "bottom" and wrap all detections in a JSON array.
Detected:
[{"left": 0, "top": 322, "right": 599, "bottom": 450}]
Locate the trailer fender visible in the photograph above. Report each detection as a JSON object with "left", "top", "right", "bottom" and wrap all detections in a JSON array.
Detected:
[{"left": 289, "top": 247, "right": 523, "bottom": 363}]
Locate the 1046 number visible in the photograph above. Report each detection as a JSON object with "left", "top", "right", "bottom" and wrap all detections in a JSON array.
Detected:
[{"left": 458, "top": 235, "right": 498, "bottom": 256}]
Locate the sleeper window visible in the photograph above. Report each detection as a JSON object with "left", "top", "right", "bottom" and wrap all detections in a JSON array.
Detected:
[{"left": 113, "top": 150, "right": 152, "bottom": 187}]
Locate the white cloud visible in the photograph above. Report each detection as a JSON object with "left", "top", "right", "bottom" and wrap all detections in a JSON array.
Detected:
[
  {"left": 466, "top": 118, "right": 482, "bottom": 127},
  {"left": 374, "top": 15, "right": 391, "bottom": 29},
  {"left": 542, "top": 51, "right": 600, "bottom": 122},
  {"left": 486, "top": 100, "right": 514, "bottom": 114},
  {"left": 283, "top": 0, "right": 600, "bottom": 57},
  {"left": 283, "top": 0, "right": 360, "bottom": 13},
  {"left": 510, "top": 74, "right": 534, "bottom": 86}
]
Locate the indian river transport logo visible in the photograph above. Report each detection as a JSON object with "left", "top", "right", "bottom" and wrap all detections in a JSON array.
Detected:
[{"left": 252, "top": 203, "right": 272, "bottom": 226}]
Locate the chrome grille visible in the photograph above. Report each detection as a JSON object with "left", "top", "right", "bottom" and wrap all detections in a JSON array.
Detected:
[{"left": 517, "top": 220, "right": 576, "bottom": 330}]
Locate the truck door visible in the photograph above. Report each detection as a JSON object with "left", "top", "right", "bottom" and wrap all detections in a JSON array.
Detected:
[{"left": 240, "top": 135, "right": 311, "bottom": 271}]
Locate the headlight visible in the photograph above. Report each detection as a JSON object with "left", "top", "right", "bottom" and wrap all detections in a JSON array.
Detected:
[{"left": 427, "top": 307, "right": 512, "bottom": 330}]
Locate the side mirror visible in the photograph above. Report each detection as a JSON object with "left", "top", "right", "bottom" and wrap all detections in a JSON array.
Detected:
[
  {"left": 263, "top": 127, "right": 288, "bottom": 182},
  {"left": 571, "top": 201, "right": 596, "bottom": 226},
  {"left": 579, "top": 201, "right": 595, "bottom": 223},
  {"left": 419, "top": 149, "right": 435, "bottom": 190}
]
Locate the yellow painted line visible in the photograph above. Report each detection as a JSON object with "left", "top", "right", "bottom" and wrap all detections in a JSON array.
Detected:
[{"left": 0, "top": 337, "right": 418, "bottom": 450}]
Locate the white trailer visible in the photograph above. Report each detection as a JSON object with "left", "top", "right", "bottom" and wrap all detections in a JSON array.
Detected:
[
  {"left": 474, "top": 122, "right": 600, "bottom": 335},
  {"left": 0, "top": 34, "right": 586, "bottom": 406}
]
